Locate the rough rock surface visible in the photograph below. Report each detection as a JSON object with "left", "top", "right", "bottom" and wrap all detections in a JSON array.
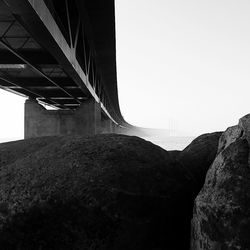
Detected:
[
  {"left": 0, "top": 136, "right": 58, "bottom": 168},
  {"left": 191, "top": 114, "right": 250, "bottom": 250},
  {"left": 178, "top": 132, "right": 223, "bottom": 190},
  {"left": 0, "top": 134, "right": 195, "bottom": 250}
]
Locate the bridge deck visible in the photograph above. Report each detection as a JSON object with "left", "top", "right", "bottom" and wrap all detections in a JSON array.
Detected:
[{"left": 0, "top": 0, "right": 125, "bottom": 125}]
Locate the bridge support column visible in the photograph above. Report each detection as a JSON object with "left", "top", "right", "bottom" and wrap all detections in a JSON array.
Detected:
[
  {"left": 114, "top": 124, "right": 122, "bottom": 134},
  {"left": 24, "top": 98, "right": 101, "bottom": 139},
  {"left": 101, "top": 118, "right": 114, "bottom": 134}
]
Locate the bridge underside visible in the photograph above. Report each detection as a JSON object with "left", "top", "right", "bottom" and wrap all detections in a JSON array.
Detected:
[{"left": 0, "top": 0, "right": 130, "bottom": 137}]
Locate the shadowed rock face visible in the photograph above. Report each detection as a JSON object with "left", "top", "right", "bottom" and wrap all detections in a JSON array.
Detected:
[
  {"left": 0, "top": 136, "right": 58, "bottom": 168},
  {"left": 178, "top": 132, "right": 223, "bottom": 191},
  {"left": 191, "top": 114, "right": 250, "bottom": 250},
  {"left": 0, "top": 134, "right": 195, "bottom": 250}
]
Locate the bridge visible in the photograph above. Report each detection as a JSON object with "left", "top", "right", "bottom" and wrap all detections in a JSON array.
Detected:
[{"left": 0, "top": 0, "right": 131, "bottom": 138}]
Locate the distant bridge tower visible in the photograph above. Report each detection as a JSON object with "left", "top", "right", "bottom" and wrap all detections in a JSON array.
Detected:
[{"left": 168, "top": 118, "right": 178, "bottom": 136}]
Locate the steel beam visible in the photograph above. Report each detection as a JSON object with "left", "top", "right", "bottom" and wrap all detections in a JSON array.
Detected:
[
  {"left": 1, "top": 0, "right": 120, "bottom": 125},
  {"left": 0, "top": 73, "right": 66, "bottom": 108},
  {"left": 0, "top": 49, "right": 57, "bottom": 64},
  {"left": 0, "top": 77, "right": 76, "bottom": 87},
  {"left": 0, "top": 39, "right": 81, "bottom": 104},
  {"left": 3, "top": 0, "right": 94, "bottom": 98}
]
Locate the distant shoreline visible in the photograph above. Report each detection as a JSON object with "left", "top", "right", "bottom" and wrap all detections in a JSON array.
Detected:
[{"left": 142, "top": 135, "right": 195, "bottom": 150}]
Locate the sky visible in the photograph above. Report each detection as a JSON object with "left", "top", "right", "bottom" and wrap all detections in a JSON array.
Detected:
[
  {"left": 115, "top": 0, "right": 250, "bottom": 135},
  {"left": 1, "top": 0, "right": 250, "bottom": 141},
  {"left": 0, "top": 89, "right": 24, "bottom": 141}
]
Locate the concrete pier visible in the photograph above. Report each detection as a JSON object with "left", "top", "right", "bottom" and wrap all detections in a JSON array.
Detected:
[
  {"left": 101, "top": 117, "right": 115, "bottom": 134},
  {"left": 24, "top": 98, "right": 101, "bottom": 138}
]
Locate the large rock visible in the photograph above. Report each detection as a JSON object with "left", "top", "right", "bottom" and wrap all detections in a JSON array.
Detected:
[
  {"left": 0, "top": 134, "right": 194, "bottom": 250},
  {"left": 0, "top": 136, "right": 58, "bottom": 168},
  {"left": 178, "top": 132, "right": 223, "bottom": 190},
  {"left": 191, "top": 114, "right": 250, "bottom": 249}
]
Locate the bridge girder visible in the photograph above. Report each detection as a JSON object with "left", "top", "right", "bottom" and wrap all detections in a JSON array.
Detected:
[{"left": 0, "top": 0, "right": 125, "bottom": 125}]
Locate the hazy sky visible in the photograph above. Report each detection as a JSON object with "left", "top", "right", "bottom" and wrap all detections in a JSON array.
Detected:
[
  {"left": 115, "top": 0, "right": 250, "bottom": 135},
  {"left": 0, "top": 89, "right": 24, "bottom": 140},
  {"left": 0, "top": 0, "right": 250, "bottom": 140}
]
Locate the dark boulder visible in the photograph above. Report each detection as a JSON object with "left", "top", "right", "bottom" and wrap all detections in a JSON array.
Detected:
[
  {"left": 191, "top": 114, "right": 250, "bottom": 249},
  {"left": 178, "top": 132, "right": 223, "bottom": 191},
  {"left": 0, "top": 136, "right": 57, "bottom": 168},
  {"left": 0, "top": 134, "right": 193, "bottom": 250},
  {"left": 168, "top": 150, "right": 181, "bottom": 161}
]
